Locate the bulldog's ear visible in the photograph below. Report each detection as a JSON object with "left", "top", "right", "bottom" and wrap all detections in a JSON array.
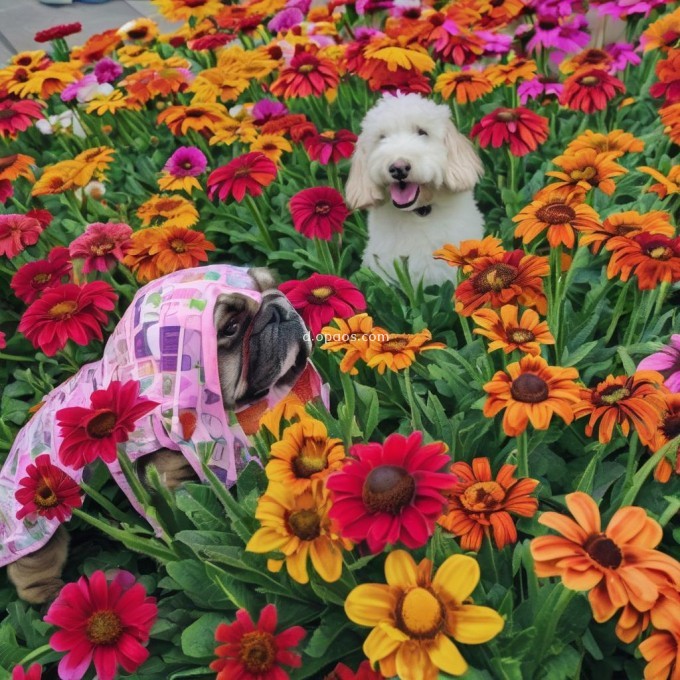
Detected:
[{"left": 248, "top": 267, "right": 278, "bottom": 292}]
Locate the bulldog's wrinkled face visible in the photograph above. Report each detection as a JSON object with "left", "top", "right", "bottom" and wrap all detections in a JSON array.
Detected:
[{"left": 214, "top": 268, "right": 311, "bottom": 410}]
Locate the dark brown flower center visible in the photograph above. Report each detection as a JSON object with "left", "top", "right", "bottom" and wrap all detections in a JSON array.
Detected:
[
  {"left": 455, "top": 74, "right": 474, "bottom": 83},
  {"left": 508, "top": 328, "right": 535, "bottom": 344},
  {"left": 314, "top": 201, "right": 331, "bottom": 215},
  {"left": 473, "top": 263, "right": 517, "bottom": 293},
  {"left": 661, "top": 413, "right": 680, "bottom": 440},
  {"left": 155, "top": 199, "right": 182, "bottom": 212},
  {"left": 383, "top": 337, "right": 408, "bottom": 351},
  {"left": 0, "top": 154, "right": 17, "bottom": 170},
  {"left": 362, "top": 465, "right": 415, "bottom": 514},
  {"left": 511, "top": 373, "right": 549, "bottom": 403},
  {"left": 292, "top": 437, "right": 329, "bottom": 477},
  {"left": 239, "top": 631, "right": 276, "bottom": 673},
  {"left": 86, "top": 410, "right": 117, "bottom": 439},
  {"left": 581, "top": 49, "right": 608, "bottom": 63},
  {"left": 584, "top": 533, "right": 622, "bottom": 569},
  {"left": 127, "top": 28, "right": 149, "bottom": 40},
  {"left": 535, "top": 202, "right": 576, "bottom": 225},
  {"left": 615, "top": 223, "right": 638, "bottom": 235},
  {"left": 597, "top": 385, "right": 630, "bottom": 405},
  {"left": 185, "top": 108, "right": 207, "bottom": 118},
  {"left": 34, "top": 479, "right": 58, "bottom": 508},
  {"left": 287, "top": 508, "right": 321, "bottom": 540},
  {"left": 49, "top": 300, "right": 78, "bottom": 319},
  {"left": 395, "top": 587, "right": 445, "bottom": 639},
  {"left": 86, "top": 610, "right": 123, "bottom": 645},
  {"left": 459, "top": 481, "right": 505, "bottom": 512}
]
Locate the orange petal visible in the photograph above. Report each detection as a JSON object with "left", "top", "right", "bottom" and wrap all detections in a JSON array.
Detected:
[{"left": 565, "top": 492, "right": 601, "bottom": 534}]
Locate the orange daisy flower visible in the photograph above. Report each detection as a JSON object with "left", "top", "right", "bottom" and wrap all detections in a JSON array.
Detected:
[
  {"left": 264, "top": 418, "right": 345, "bottom": 495},
  {"left": 641, "top": 6, "right": 680, "bottom": 52},
  {"left": 639, "top": 592, "right": 680, "bottom": 680},
  {"left": 122, "top": 228, "right": 165, "bottom": 283},
  {"left": 559, "top": 48, "right": 613, "bottom": 75},
  {"left": 660, "top": 102, "right": 680, "bottom": 145},
  {"left": 434, "top": 69, "right": 493, "bottom": 104},
  {"left": 472, "top": 305, "right": 555, "bottom": 356},
  {"left": 564, "top": 129, "right": 645, "bottom": 158},
  {"left": 136, "top": 195, "right": 199, "bottom": 228},
  {"left": 643, "top": 393, "right": 680, "bottom": 483},
  {"left": 364, "top": 329, "right": 445, "bottom": 375},
  {"left": 485, "top": 57, "right": 537, "bottom": 86},
  {"left": 606, "top": 232, "right": 680, "bottom": 290},
  {"left": 66, "top": 146, "right": 116, "bottom": 187},
  {"left": 31, "top": 166, "right": 77, "bottom": 196},
  {"left": 146, "top": 226, "right": 216, "bottom": 275},
  {"left": 122, "top": 66, "right": 192, "bottom": 105},
  {"left": 546, "top": 149, "right": 627, "bottom": 195},
  {"left": 483, "top": 355, "right": 580, "bottom": 437},
  {"left": 157, "top": 104, "right": 230, "bottom": 136},
  {"left": 73, "top": 29, "right": 121, "bottom": 63},
  {"left": 433, "top": 236, "right": 505, "bottom": 274},
  {"left": 577, "top": 210, "right": 675, "bottom": 255},
  {"left": 438, "top": 457, "right": 539, "bottom": 552},
  {"left": 638, "top": 165, "right": 680, "bottom": 199},
  {"left": 154, "top": 0, "right": 223, "bottom": 22},
  {"left": 258, "top": 392, "right": 308, "bottom": 439},
  {"left": 454, "top": 250, "right": 550, "bottom": 317},
  {"left": 573, "top": 372, "right": 668, "bottom": 445},
  {"left": 0, "top": 153, "right": 35, "bottom": 182},
  {"left": 188, "top": 68, "right": 250, "bottom": 105},
  {"left": 512, "top": 189, "right": 601, "bottom": 248},
  {"left": 320, "top": 313, "right": 387, "bottom": 375},
  {"left": 530, "top": 492, "right": 680, "bottom": 623}
]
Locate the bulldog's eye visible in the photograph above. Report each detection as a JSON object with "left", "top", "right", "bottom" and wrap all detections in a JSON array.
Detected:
[
  {"left": 221, "top": 320, "right": 239, "bottom": 338},
  {"left": 417, "top": 128, "right": 428, "bottom": 136}
]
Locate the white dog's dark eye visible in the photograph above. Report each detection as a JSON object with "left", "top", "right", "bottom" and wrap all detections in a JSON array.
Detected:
[
  {"left": 379, "top": 134, "right": 385, "bottom": 140},
  {"left": 222, "top": 320, "right": 239, "bottom": 337},
  {"left": 417, "top": 128, "right": 428, "bottom": 136}
]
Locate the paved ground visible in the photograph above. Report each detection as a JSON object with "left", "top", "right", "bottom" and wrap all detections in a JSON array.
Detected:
[{"left": 0, "top": 0, "right": 179, "bottom": 63}]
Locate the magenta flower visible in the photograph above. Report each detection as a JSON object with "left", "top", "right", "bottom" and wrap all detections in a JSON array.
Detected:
[
  {"left": 251, "top": 99, "right": 288, "bottom": 124},
  {"left": 523, "top": 14, "right": 589, "bottom": 57},
  {"left": 478, "top": 30, "right": 512, "bottom": 55},
  {"left": 518, "top": 76, "right": 564, "bottom": 104},
  {"left": 605, "top": 42, "right": 641, "bottom": 72},
  {"left": 94, "top": 58, "right": 123, "bottom": 84},
  {"left": 638, "top": 335, "right": 680, "bottom": 393},
  {"left": 268, "top": 7, "right": 305, "bottom": 33},
  {"left": 69, "top": 222, "right": 133, "bottom": 274},
  {"left": 164, "top": 146, "right": 207, "bottom": 178},
  {"left": 594, "top": 0, "right": 666, "bottom": 18}
]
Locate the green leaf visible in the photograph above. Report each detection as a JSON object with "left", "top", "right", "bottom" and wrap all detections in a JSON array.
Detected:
[{"left": 180, "top": 613, "right": 224, "bottom": 659}]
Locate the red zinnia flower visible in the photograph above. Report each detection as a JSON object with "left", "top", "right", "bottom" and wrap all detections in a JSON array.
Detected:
[
  {"left": 326, "top": 431, "right": 455, "bottom": 553},
  {"left": 303, "top": 129, "right": 357, "bottom": 165},
  {"left": 15, "top": 454, "right": 82, "bottom": 522},
  {"left": 270, "top": 49, "right": 340, "bottom": 99},
  {"left": 207, "top": 152, "right": 277, "bottom": 202},
  {"left": 289, "top": 187, "right": 348, "bottom": 241},
  {"left": 210, "top": 604, "right": 305, "bottom": 680},
  {"left": 18, "top": 281, "right": 117, "bottom": 356},
  {"left": 327, "top": 660, "right": 385, "bottom": 679},
  {"left": 560, "top": 68, "right": 626, "bottom": 114},
  {"left": 44, "top": 570, "right": 157, "bottom": 680},
  {"left": 279, "top": 273, "right": 366, "bottom": 336},
  {"left": 34, "top": 22, "right": 82, "bottom": 43},
  {"left": 0, "top": 213, "right": 44, "bottom": 258},
  {"left": 0, "top": 99, "right": 44, "bottom": 138},
  {"left": 26, "top": 209, "right": 53, "bottom": 228},
  {"left": 11, "top": 664, "right": 42, "bottom": 680},
  {"left": 11, "top": 246, "right": 72, "bottom": 304},
  {"left": 56, "top": 380, "right": 159, "bottom": 469},
  {"left": 0, "top": 179, "right": 12, "bottom": 203},
  {"left": 471, "top": 107, "right": 549, "bottom": 157},
  {"left": 69, "top": 222, "right": 133, "bottom": 274}
]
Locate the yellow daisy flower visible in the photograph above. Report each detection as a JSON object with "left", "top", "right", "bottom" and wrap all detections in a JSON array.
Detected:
[{"left": 249, "top": 134, "right": 292, "bottom": 164}]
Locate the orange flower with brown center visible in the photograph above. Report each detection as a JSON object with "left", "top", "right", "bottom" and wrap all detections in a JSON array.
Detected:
[
  {"left": 559, "top": 48, "right": 613, "bottom": 75},
  {"left": 485, "top": 57, "right": 537, "bottom": 86},
  {"left": 0, "top": 153, "right": 35, "bottom": 182},
  {"left": 564, "top": 129, "right": 645, "bottom": 158},
  {"left": 122, "top": 228, "right": 164, "bottom": 282},
  {"left": 639, "top": 590, "right": 680, "bottom": 680},
  {"left": 530, "top": 492, "right": 680, "bottom": 623},
  {"left": 157, "top": 104, "right": 231, "bottom": 136},
  {"left": 320, "top": 313, "right": 386, "bottom": 375},
  {"left": 642, "top": 393, "right": 680, "bottom": 483},
  {"left": 454, "top": 250, "right": 550, "bottom": 317},
  {"left": 433, "top": 236, "right": 504, "bottom": 274},
  {"left": 577, "top": 210, "right": 675, "bottom": 254},
  {"left": 146, "top": 226, "right": 216, "bottom": 275},
  {"left": 638, "top": 165, "right": 680, "bottom": 199},
  {"left": 513, "top": 189, "right": 601, "bottom": 248},
  {"left": 660, "top": 101, "right": 680, "bottom": 145},
  {"left": 136, "top": 194, "right": 199, "bottom": 228},
  {"left": 434, "top": 69, "right": 493, "bottom": 104},
  {"left": 67, "top": 146, "right": 115, "bottom": 187},
  {"left": 546, "top": 149, "right": 627, "bottom": 195},
  {"left": 438, "top": 457, "right": 539, "bottom": 552},
  {"left": 472, "top": 305, "right": 554, "bottom": 356},
  {"left": 573, "top": 371, "right": 668, "bottom": 445},
  {"left": 364, "top": 329, "right": 445, "bottom": 375},
  {"left": 483, "top": 355, "right": 580, "bottom": 437}
]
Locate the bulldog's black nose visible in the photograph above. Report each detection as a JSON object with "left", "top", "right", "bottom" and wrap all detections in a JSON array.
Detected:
[{"left": 389, "top": 161, "right": 410, "bottom": 181}]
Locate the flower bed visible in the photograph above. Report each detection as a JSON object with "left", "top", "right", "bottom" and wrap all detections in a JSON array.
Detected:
[{"left": 0, "top": 1, "right": 679, "bottom": 679}]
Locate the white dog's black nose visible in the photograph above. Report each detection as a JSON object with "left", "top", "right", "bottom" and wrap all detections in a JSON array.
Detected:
[{"left": 389, "top": 161, "right": 410, "bottom": 181}]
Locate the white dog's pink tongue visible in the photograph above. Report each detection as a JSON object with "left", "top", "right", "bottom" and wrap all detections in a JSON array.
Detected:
[{"left": 390, "top": 182, "right": 419, "bottom": 206}]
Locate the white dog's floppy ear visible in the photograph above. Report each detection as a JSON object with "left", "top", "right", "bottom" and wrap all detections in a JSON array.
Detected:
[
  {"left": 345, "top": 133, "right": 383, "bottom": 210},
  {"left": 443, "top": 120, "right": 484, "bottom": 192}
]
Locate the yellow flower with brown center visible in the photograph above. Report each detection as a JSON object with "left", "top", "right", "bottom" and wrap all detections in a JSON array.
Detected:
[
  {"left": 361, "top": 35, "right": 435, "bottom": 74},
  {"left": 638, "top": 165, "right": 680, "bottom": 199},
  {"left": 67, "top": 146, "right": 115, "bottom": 187},
  {"left": 246, "top": 479, "right": 352, "bottom": 584},
  {"left": 320, "top": 313, "right": 386, "bottom": 375},
  {"left": 258, "top": 393, "right": 308, "bottom": 439},
  {"left": 564, "top": 129, "right": 645, "bottom": 158},
  {"left": 365, "top": 329, "right": 445, "bottom": 375},
  {"left": 153, "top": 0, "right": 224, "bottom": 22},
  {"left": 249, "top": 134, "right": 292, "bottom": 164},
  {"left": 472, "top": 305, "right": 555, "bottom": 356},
  {"left": 157, "top": 104, "right": 231, "bottom": 136},
  {"left": 485, "top": 57, "right": 537, "bottom": 86},
  {"left": 31, "top": 166, "right": 77, "bottom": 196},
  {"left": 434, "top": 69, "right": 493, "bottom": 104},
  {"left": 0, "top": 153, "right": 34, "bottom": 182},
  {"left": 5, "top": 62, "right": 81, "bottom": 99},
  {"left": 117, "top": 18, "right": 159, "bottom": 43},
  {"left": 85, "top": 90, "right": 140, "bottom": 115},
  {"left": 513, "top": 188, "right": 602, "bottom": 249},
  {"left": 136, "top": 194, "right": 199, "bottom": 228},
  {"left": 483, "top": 355, "right": 581, "bottom": 437},
  {"left": 344, "top": 550, "right": 504, "bottom": 680},
  {"left": 433, "top": 236, "right": 505, "bottom": 274},
  {"left": 265, "top": 418, "right": 345, "bottom": 494},
  {"left": 188, "top": 68, "right": 251, "bottom": 104}
]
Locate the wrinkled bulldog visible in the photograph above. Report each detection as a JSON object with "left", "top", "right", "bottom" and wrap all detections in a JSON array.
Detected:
[{"left": 0, "top": 264, "right": 325, "bottom": 603}]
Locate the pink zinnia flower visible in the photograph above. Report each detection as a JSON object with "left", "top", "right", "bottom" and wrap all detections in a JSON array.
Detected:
[
  {"left": 279, "top": 274, "right": 366, "bottom": 336},
  {"left": 326, "top": 431, "right": 455, "bottom": 553},
  {"left": 164, "top": 146, "right": 207, "bottom": 177},
  {"left": 251, "top": 98, "right": 288, "bottom": 124},
  {"left": 0, "top": 214, "right": 44, "bottom": 258},
  {"left": 471, "top": 107, "right": 549, "bottom": 157},
  {"left": 594, "top": 0, "right": 666, "bottom": 18},
  {"left": 18, "top": 281, "right": 117, "bottom": 356},
  {"left": 518, "top": 77, "right": 563, "bottom": 104},
  {"left": 0, "top": 99, "right": 44, "bottom": 138},
  {"left": 638, "top": 334, "right": 680, "bottom": 393},
  {"left": 15, "top": 454, "right": 82, "bottom": 522},
  {"left": 289, "top": 186, "right": 348, "bottom": 240},
  {"left": 11, "top": 246, "right": 72, "bottom": 304},
  {"left": 605, "top": 42, "right": 641, "bottom": 72},
  {"left": 56, "top": 379, "right": 159, "bottom": 469},
  {"left": 303, "top": 129, "right": 357, "bottom": 165},
  {"left": 210, "top": 604, "right": 306, "bottom": 680},
  {"left": 69, "top": 222, "right": 133, "bottom": 273},
  {"left": 524, "top": 14, "right": 589, "bottom": 56},
  {"left": 11, "top": 664, "right": 42, "bottom": 680},
  {"left": 94, "top": 58, "right": 123, "bottom": 84},
  {"left": 44, "top": 570, "right": 157, "bottom": 680}
]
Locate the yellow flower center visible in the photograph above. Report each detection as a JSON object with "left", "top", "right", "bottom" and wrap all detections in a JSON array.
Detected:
[
  {"left": 34, "top": 479, "right": 58, "bottom": 508},
  {"left": 310, "top": 286, "right": 334, "bottom": 300},
  {"left": 288, "top": 508, "right": 321, "bottom": 541},
  {"left": 459, "top": 481, "right": 505, "bottom": 512},
  {"left": 171, "top": 238, "right": 187, "bottom": 253},
  {"left": 91, "top": 241, "right": 114, "bottom": 256},
  {"left": 239, "top": 631, "right": 276, "bottom": 673},
  {"left": 292, "top": 437, "right": 329, "bottom": 478},
  {"left": 298, "top": 64, "right": 316, "bottom": 73},
  {"left": 570, "top": 167, "right": 597, "bottom": 181},
  {"left": 362, "top": 465, "right": 415, "bottom": 514},
  {"left": 598, "top": 386, "right": 630, "bottom": 405},
  {"left": 584, "top": 533, "right": 622, "bottom": 569},
  {"left": 510, "top": 373, "right": 549, "bottom": 403},
  {"left": 32, "top": 273, "right": 51, "bottom": 285},
  {"left": 507, "top": 328, "right": 535, "bottom": 344},
  {"left": 396, "top": 587, "right": 444, "bottom": 639},
  {"left": 86, "top": 410, "right": 117, "bottom": 439},
  {"left": 648, "top": 246, "right": 672, "bottom": 260},
  {"left": 49, "top": 300, "right": 78, "bottom": 319},
  {"left": 578, "top": 75, "right": 600, "bottom": 86},
  {"left": 86, "top": 610, "right": 123, "bottom": 645},
  {"left": 473, "top": 263, "right": 517, "bottom": 293}
]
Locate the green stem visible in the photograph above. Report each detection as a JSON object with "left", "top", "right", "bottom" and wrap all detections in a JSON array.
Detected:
[
  {"left": 507, "top": 149, "right": 517, "bottom": 194},
  {"left": 653, "top": 280, "right": 670, "bottom": 317},
  {"left": 402, "top": 367, "right": 423, "bottom": 431},
  {"left": 459, "top": 313, "right": 474, "bottom": 346},
  {"left": 80, "top": 482, "right": 132, "bottom": 524},
  {"left": 604, "top": 280, "right": 631, "bottom": 345},
  {"left": 530, "top": 585, "right": 576, "bottom": 675},
  {"left": 326, "top": 162, "right": 344, "bottom": 195},
  {"left": 516, "top": 430, "right": 529, "bottom": 477},
  {"left": 314, "top": 238, "right": 336, "bottom": 275},
  {"left": 18, "top": 643, "right": 54, "bottom": 667},
  {"left": 620, "top": 436, "right": 679, "bottom": 507},
  {"left": 244, "top": 194, "right": 276, "bottom": 252},
  {"left": 0, "top": 352, "right": 31, "bottom": 361}
]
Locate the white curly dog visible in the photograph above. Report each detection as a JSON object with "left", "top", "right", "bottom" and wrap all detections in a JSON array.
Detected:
[{"left": 345, "top": 92, "right": 485, "bottom": 286}]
